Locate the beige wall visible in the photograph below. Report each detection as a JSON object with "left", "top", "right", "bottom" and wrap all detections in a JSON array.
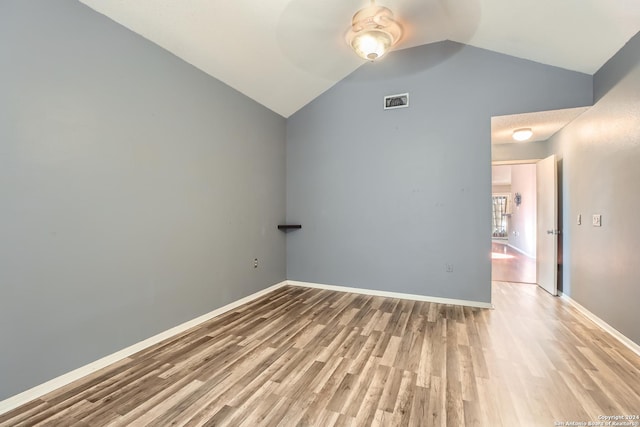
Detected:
[{"left": 508, "top": 164, "right": 536, "bottom": 257}]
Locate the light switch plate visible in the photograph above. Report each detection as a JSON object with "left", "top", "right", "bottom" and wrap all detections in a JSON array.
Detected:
[
  {"left": 577, "top": 214, "right": 581, "bottom": 225},
  {"left": 592, "top": 214, "right": 602, "bottom": 227}
]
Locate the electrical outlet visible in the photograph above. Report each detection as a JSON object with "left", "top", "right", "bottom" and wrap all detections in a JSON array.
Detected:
[
  {"left": 592, "top": 214, "right": 602, "bottom": 227},
  {"left": 254, "top": 258, "right": 258, "bottom": 268},
  {"left": 445, "top": 263, "right": 454, "bottom": 273}
]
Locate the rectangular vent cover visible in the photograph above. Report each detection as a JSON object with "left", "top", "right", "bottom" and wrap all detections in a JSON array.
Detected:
[{"left": 384, "top": 93, "right": 409, "bottom": 110}]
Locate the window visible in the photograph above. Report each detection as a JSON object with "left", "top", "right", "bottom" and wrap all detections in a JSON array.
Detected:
[{"left": 492, "top": 194, "right": 510, "bottom": 239}]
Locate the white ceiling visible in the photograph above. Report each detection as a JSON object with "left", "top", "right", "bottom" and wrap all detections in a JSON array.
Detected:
[
  {"left": 79, "top": 0, "right": 640, "bottom": 118},
  {"left": 491, "top": 107, "right": 590, "bottom": 144}
]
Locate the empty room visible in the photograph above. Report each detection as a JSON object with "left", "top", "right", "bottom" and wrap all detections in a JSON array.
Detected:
[{"left": 1, "top": 0, "right": 639, "bottom": 426}]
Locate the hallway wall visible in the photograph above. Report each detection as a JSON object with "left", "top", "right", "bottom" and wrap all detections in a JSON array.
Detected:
[{"left": 549, "top": 32, "right": 640, "bottom": 345}]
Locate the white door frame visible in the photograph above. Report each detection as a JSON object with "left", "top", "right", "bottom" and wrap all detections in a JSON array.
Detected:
[{"left": 490, "top": 159, "right": 544, "bottom": 287}]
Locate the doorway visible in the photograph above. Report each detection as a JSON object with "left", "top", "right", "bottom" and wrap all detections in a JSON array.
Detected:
[{"left": 491, "top": 163, "right": 537, "bottom": 284}]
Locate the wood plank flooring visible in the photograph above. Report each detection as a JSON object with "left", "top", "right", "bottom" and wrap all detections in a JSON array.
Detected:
[
  {"left": 1, "top": 282, "right": 639, "bottom": 426},
  {"left": 492, "top": 242, "right": 537, "bottom": 284}
]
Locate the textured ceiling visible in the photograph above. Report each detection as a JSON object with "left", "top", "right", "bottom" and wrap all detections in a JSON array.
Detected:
[
  {"left": 78, "top": 0, "right": 640, "bottom": 117},
  {"left": 491, "top": 107, "right": 590, "bottom": 145}
]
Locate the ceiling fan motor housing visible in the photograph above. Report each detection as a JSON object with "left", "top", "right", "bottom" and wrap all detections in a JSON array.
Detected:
[{"left": 346, "top": 4, "right": 403, "bottom": 61}]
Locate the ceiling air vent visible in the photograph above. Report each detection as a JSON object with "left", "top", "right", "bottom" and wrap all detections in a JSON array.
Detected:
[{"left": 384, "top": 93, "right": 409, "bottom": 110}]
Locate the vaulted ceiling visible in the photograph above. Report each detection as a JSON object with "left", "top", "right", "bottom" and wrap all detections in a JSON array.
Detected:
[{"left": 79, "top": 0, "right": 640, "bottom": 118}]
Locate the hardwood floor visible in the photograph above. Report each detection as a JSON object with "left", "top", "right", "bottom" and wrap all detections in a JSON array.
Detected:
[
  {"left": 2, "top": 283, "right": 639, "bottom": 426},
  {"left": 491, "top": 242, "right": 536, "bottom": 284}
]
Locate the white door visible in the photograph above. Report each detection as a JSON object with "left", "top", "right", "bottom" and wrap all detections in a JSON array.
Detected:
[{"left": 536, "top": 155, "right": 558, "bottom": 295}]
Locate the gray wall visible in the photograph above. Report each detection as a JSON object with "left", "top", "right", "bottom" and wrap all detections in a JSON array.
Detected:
[
  {"left": 0, "top": 1, "right": 286, "bottom": 399},
  {"left": 549, "top": 32, "right": 640, "bottom": 345},
  {"left": 286, "top": 41, "right": 592, "bottom": 303},
  {"left": 492, "top": 140, "right": 549, "bottom": 162}
]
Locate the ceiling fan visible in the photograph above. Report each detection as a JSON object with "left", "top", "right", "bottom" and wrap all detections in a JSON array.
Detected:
[
  {"left": 345, "top": 0, "right": 403, "bottom": 61},
  {"left": 276, "top": 0, "right": 481, "bottom": 79}
]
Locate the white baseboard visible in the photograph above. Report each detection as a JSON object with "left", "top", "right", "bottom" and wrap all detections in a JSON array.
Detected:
[
  {"left": 6, "top": 280, "right": 635, "bottom": 419},
  {"left": 507, "top": 244, "right": 535, "bottom": 259},
  {"left": 559, "top": 291, "right": 640, "bottom": 357},
  {"left": 288, "top": 280, "right": 494, "bottom": 309},
  {"left": 0, "top": 281, "right": 288, "bottom": 416}
]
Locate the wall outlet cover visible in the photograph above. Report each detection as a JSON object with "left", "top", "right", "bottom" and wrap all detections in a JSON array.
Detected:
[{"left": 592, "top": 214, "right": 602, "bottom": 227}]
